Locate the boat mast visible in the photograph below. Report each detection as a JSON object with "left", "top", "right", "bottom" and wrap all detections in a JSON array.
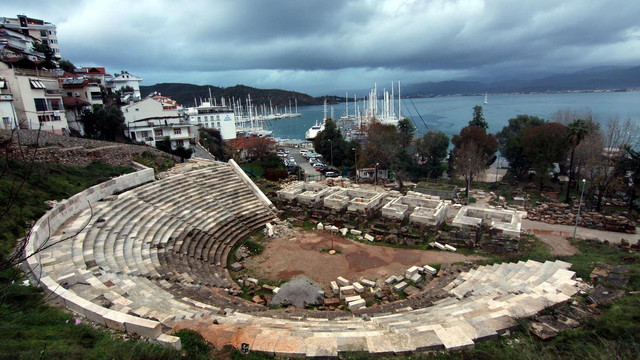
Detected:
[{"left": 398, "top": 81, "right": 402, "bottom": 119}]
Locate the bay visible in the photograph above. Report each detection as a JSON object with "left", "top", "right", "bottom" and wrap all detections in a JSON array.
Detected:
[{"left": 266, "top": 91, "right": 640, "bottom": 140}]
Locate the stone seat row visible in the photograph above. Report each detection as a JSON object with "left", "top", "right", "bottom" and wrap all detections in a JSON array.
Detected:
[
  {"left": 53, "top": 166, "right": 274, "bottom": 288},
  {"left": 28, "top": 161, "right": 276, "bottom": 348},
  {"left": 190, "top": 260, "right": 579, "bottom": 357}
]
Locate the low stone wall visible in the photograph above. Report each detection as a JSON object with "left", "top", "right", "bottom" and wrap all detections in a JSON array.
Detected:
[
  {"left": 413, "top": 186, "right": 457, "bottom": 200},
  {"left": 23, "top": 167, "right": 181, "bottom": 349},
  {"left": 437, "top": 228, "right": 520, "bottom": 253},
  {"left": 1, "top": 129, "right": 179, "bottom": 167},
  {"left": 527, "top": 202, "right": 636, "bottom": 234}
]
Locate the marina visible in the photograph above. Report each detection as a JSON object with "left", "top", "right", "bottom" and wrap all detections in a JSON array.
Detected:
[{"left": 265, "top": 90, "right": 640, "bottom": 141}]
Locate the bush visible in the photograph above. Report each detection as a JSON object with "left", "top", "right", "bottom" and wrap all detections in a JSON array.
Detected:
[
  {"left": 264, "top": 168, "right": 288, "bottom": 181},
  {"left": 174, "top": 329, "right": 209, "bottom": 359}
]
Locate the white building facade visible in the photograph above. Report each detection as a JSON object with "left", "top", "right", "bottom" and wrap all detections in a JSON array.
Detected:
[
  {"left": 0, "top": 77, "right": 17, "bottom": 130},
  {"left": 0, "top": 61, "right": 69, "bottom": 134},
  {"left": 109, "top": 71, "right": 142, "bottom": 102},
  {"left": 0, "top": 15, "right": 62, "bottom": 59},
  {"left": 184, "top": 101, "right": 237, "bottom": 140},
  {"left": 123, "top": 96, "right": 195, "bottom": 149}
]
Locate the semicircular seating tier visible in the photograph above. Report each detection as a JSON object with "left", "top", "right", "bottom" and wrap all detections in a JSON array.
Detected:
[{"left": 25, "top": 160, "right": 581, "bottom": 355}]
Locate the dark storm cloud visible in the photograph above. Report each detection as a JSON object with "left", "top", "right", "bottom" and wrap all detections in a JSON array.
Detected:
[{"left": 3, "top": 0, "right": 640, "bottom": 94}]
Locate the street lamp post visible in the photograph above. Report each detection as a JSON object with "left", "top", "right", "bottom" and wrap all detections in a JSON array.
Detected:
[
  {"left": 375, "top": 162, "right": 380, "bottom": 191},
  {"left": 495, "top": 156, "right": 500, "bottom": 183},
  {"left": 353, "top": 147, "right": 358, "bottom": 183},
  {"left": 573, "top": 179, "right": 586, "bottom": 240},
  {"left": 467, "top": 158, "right": 471, "bottom": 205}
]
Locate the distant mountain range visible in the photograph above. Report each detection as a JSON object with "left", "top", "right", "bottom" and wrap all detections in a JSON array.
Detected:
[
  {"left": 141, "top": 66, "right": 640, "bottom": 106},
  {"left": 139, "top": 83, "right": 332, "bottom": 108},
  {"left": 403, "top": 66, "right": 640, "bottom": 97}
]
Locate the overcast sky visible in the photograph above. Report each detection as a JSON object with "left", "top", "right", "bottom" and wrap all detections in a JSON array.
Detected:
[{"left": 4, "top": 0, "right": 640, "bottom": 95}]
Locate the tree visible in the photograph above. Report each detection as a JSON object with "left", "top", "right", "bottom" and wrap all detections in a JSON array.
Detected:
[
  {"left": 451, "top": 126, "right": 498, "bottom": 198},
  {"left": 397, "top": 118, "right": 415, "bottom": 148},
  {"left": 156, "top": 136, "right": 193, "bottom": 160},
  {"left": 361, "top": 121, "right": 401, "bottom": 169},
  {"left": 31, "top": 41, "right": 54, "bottom": 62},
  {"left": 58, "top": 59, "right": 76, "bottom": 73},
  {"left": 616, "top": 145, "right": 640, "bottom": 212},
  {"left": 583, "top": 117, "right": 639, "bottom": 211},
  {"left": 522, "top": 123, "right": 568, "bottom": 190},
  {"left": 199, "top": 128, "right": 231, "bottom": 161},
  {"left": 416, "top": 130, "right": 449, "bottom": 179},
  {"left": 82, "top": 105, "right": 126, "bottom": 141},
  {"left": 313, "top": 118, "right": 348, "bottom": 167},
  {"left": 496, "top": 114, "right": 546, "bottom": 179},
  {"left": 564, "top": 119, "right": 590, "bottom": 202},
  {"left": 469, "top": 105, "right": 488, "bottom": 129}
]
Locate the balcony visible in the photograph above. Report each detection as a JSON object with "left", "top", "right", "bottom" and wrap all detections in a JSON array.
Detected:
[{"left": 14, "top": 68, "right": 58, "bottom": 78}]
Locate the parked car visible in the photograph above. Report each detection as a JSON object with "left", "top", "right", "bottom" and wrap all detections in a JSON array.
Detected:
[{"left": 324, "top": 171, "right": 340, "bottom": 177}]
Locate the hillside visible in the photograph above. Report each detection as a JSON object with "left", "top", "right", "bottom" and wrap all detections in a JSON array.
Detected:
[
  {"left": 139, "top": 83, "right": 328, "bottom": 108},
  {"left": 404, "top": 65, "right": 640, "bottom": 96}
]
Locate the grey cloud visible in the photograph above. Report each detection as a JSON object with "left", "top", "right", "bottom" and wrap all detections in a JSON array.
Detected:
[{"left": 3, "top": 0, "right": 640, "bottom": 94}]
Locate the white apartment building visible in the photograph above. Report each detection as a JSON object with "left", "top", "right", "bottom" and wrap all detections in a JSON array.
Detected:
[
  {"left": 0, "top": 59, "right": 69, "bottom": 134},
  {"left": 61, "top": 78, "right": 103, "bottom": 107},
  {"left": 122, "top": 96, "right": 195, "bottom": 149},
  {"left": 0, "top": 77, "right": 17, "bottom": 130},
  {"left": 0, "top": 26, "right": 46, "bottom": 61},
  {"left": 184, "top": 101, "right": 237, "bottom": 140},
  {"left": 0, "top": 15, "right": 61, "bottom": 59},
  {"left": 109, "top": 71, "right": 142, "bottom": 102}
]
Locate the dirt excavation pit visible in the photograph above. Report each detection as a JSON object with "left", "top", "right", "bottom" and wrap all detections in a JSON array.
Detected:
[{"left": 243, "top": 229, "right": 483, "bottom": 288}]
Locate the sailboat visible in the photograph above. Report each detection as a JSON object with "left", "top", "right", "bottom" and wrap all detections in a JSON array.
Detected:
[{"left": 484, "top": 93, "right": 488, "bottom": 105}]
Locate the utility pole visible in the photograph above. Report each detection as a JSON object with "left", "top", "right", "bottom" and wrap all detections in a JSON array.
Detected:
[{"left": 573, "top": 179, "right": 586, "bottom": 240}]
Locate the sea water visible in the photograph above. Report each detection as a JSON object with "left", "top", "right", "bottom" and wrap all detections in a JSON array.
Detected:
[{"left": 266, "top": 91, "right": 640, "bottom": 140}]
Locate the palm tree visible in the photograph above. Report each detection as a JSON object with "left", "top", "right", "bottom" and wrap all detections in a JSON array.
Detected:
[{"left": 565, "top": 119, "right": 589, "bottom": 203}]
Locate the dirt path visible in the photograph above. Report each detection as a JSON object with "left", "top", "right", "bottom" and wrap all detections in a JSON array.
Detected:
[
  {"left": 243, "top": 230, "right": 483, "bottom": 287},
  {"left": 521, "top": 219, "right": 639, "bottom": 256}
]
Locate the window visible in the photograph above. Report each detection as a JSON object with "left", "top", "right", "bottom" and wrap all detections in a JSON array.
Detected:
[
  {"left": 3, "top": 117, "right": 11, "bottom": 125},
  {"left": 49, "top": 98, "right": 61, "bottom": 111},
  {"left": 216, "top": 122, "right": 220, "bottom": 128},
  {"left": 29, "top": 79, "right": 46, "bottom": 89},
  {"left": 216, "top": 115, "right": 220, "bottom": 121},
  {"left": 154, "top": 129, "right": 163, "bottom": 137},
  {"left": 173, "top": 128, "right": 182, "bottom": 135},
  {"left": 182, "top": 140, "right": 188, "bottom": 147},
  {"left": 34, "top": 98, "right": 47, "bottom": 111},
  {"left": 204, "top": 116, "right": 208, "bottom": 121},
  {"left": 139, "top": 131, "right": 149, "bottom": 138},
  {"left": 0, "top": 79, "right": 6, "bottom": 89},
  {"left": 40, "top": 30, "right": 48, "bottom": 37}
]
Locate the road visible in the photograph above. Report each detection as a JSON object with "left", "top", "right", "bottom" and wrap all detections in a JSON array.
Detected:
[{"left": 282, "top": 145, "right": 325, "bottom": 180}]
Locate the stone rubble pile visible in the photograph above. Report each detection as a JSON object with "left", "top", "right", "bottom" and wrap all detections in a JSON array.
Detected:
[
  {"left": 1, "top": 129, "right": 179, "bottom": 167},
  {"left": 527, "top": 202, "right": 636, "bottom": 234}
]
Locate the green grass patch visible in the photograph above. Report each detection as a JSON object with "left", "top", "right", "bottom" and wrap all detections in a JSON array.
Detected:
[
  {"left": 132, "top": 151, "right": 175, "bottom": 172},
  {"left": 0, "top": 160, "right": 134, "bottom": 256},
  {"left": 0, "top": 275, "right": 182, "bottom": 360},
  {"left": 241, "top": 162, "right": 265, "bottom": 178}
]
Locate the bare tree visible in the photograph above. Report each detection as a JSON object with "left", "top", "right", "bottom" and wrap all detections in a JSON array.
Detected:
[{"left": 582, "top": 117, "right": 640, "bottom": 211}]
